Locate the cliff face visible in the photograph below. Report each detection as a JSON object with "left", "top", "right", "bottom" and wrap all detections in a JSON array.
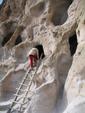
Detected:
[{"left": 0, "top": 0, "right": 85, "bottom": 113}]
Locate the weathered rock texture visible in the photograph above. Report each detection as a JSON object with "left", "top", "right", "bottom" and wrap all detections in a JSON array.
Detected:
[{"left": 0, "top": 0, "right": 85, "bottom": 113}]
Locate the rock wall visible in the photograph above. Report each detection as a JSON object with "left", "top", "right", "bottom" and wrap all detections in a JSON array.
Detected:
[{"left": 0, "top": 0, "right": 85, "bottom": 113}]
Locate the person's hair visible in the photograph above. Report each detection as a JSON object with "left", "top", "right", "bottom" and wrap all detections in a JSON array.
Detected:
[{"left": 34, "top": 44, "right": 45, "bottom": 59}]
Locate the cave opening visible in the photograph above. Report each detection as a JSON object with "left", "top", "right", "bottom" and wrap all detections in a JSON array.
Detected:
[
  {"left": 2, "top": 33, "right": 22, "bottom": 46},
  {"left": 34, "top": 44, "right": 45, "bottom": 59},
  {"left": 51, "top": 0, "right": 73, "bottom": 26},
  {"left": 15, "top": 35, "right": 22, "bottom": 45},
  {"left": 69, "top": 33, "right": 78, "bottom": 56}
]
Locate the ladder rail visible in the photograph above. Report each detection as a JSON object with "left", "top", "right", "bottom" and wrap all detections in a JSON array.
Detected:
[
  {"left": 20, "top": 54, "right": 43, "bottom": 112},
  {"left": 7, "top": 68, "right": 32, "bottom": 113},
  {"left": 19, "top": 59, "right": 41, "bottom": 111},
  {"left": 7, "top": 54, "right": 43, "bottom": 113}
]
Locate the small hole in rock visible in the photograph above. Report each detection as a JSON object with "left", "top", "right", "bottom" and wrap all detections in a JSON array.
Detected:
[
  {"left": 2, "top": 33, "right": 13, "bottom": 46},
  {"left": 2, "top": 33, "right": 22, "bottom": 46},
  {"left": 69, "top": 34, "right": 78, "bottom": 56},
  {"left": 15, "top": 35, "right": 22, "bottom": 45},
  {"left": 51, "top": 0, "right": 73, "bottom": 26}
]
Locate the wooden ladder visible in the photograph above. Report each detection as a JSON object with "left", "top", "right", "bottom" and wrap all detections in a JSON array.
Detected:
[{"left": 7, "top": 59, "right": 41, "bottom": 113}]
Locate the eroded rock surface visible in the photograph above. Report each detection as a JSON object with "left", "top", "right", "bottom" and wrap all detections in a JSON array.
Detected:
[{"left": 0, "top": 0, "right": 85, "bottom": 113}]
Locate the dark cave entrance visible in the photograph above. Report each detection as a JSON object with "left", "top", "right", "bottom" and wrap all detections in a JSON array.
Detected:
[
  {"left": 34, "top": 44, "right": 45, "bottom": 59},
  {"left": 2, "top": 33, "right": 22, "bottom": 46},
  {"left": 15, "top": 35, "right": 22, "bottom": 45},
  {"left": 69, "top": 33, "right": 78, "bottom": 56}
]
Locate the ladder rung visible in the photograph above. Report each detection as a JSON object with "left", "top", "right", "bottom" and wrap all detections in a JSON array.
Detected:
[
  {"left": 25, "top": 77, "right": 30, "bottom": 80},
  {"left": 14, "top": 94, "right": 23, "bottom": 97},
  {"left": 22, "top": 98, "right": 30, "bottom": 104},
  {"left": 16, "top": 88, "right": 26, "bottom": 92},
  {"left": 7, "top": 107, "right": 24, "bottom": 113},
  {"left": 19, "top": 83, "right": 28, "bottom": 87},
  {"left": 12, "top": 108, "right": 25, "bottom": 113},
  {"left": 12, "top": 100, "right": 28, "bottom": 106},
  {"left": 12, "top": 101, "right": 22, "bottom": 105},
  {"left": 13, "top": 94, "right": 29, "bottom": 101}
]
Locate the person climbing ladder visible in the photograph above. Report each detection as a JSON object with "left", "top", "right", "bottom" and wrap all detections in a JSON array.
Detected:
[
  {"left": 7, "top": 45, "right": 45, "bottom": 113},
  {"left": 27, "top": 44, "right": 45, "bottom": 69}
]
